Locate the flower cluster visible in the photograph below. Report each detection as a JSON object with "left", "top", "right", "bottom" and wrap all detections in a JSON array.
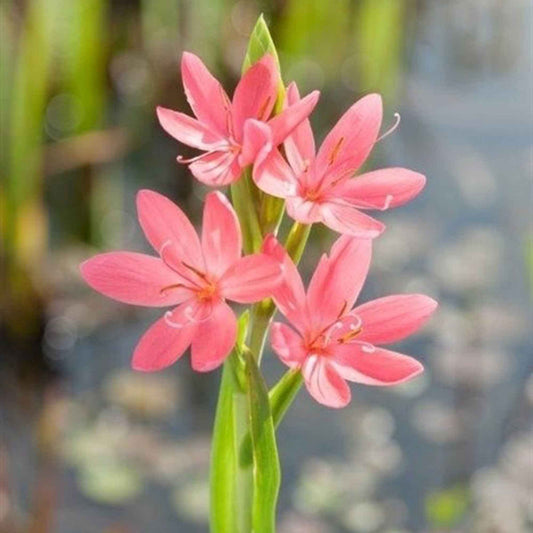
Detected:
[{"left": 81, "top": 52, "right": 437, "bottom": 408}]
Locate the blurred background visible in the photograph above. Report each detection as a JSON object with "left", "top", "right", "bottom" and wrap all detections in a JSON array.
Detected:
[{"left": 1, "top": 0, "right": 532, "bottom": 531}]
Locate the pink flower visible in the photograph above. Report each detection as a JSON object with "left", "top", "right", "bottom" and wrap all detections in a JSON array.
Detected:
[
  {"left": 81, "top": 190, "right": 283, "bottom": 372},
  {"left": 156, "top": 53, "right": 319, "bottom": 186},
  {"left": 254, "top": 84, "right": 426, "bottom": 238},
  {"left": 264, "top": 235, "right": 437, "bottom": 408}
]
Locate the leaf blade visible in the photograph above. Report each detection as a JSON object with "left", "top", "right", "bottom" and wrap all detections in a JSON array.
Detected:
[{"left": 244, "top": 349, "right": 281, "bottom": 532}]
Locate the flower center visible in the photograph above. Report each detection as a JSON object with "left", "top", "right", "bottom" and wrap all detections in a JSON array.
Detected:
[{"left": 196, "top": 282, "right": 217, "bottom": 302}]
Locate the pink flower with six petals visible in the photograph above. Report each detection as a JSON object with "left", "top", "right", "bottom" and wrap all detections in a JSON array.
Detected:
[
  {"left": 254, "top": 84, "right": 426, "bottom": 238},
  {"left": 264, "top": 235, "right": 437, "bottom": 408},
  {"left": 81, "top": 190, "right": 283, "bottom": 372},
  {"left": 157, "top": 53, "right": 319, "bottom": 186}
]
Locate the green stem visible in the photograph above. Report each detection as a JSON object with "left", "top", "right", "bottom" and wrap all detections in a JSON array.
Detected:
[
  {"left": 230, "top": 168, "right": 263, "bottom": 254},
  {"left": 285, "top": 221, "right": 312, "bottom": 264}
]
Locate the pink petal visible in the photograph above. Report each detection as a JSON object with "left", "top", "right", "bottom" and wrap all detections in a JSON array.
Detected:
[
  {"left": 191, "top": 300, "right": 237, "bottom": 371},
  {"left": 201, "top": 191, "right": 242, "bottom": 277},
  {"left": 285, "top": 196, "right": 324, "bottom": 224},
  {"left": 189, "top": 150, "right": 241, "bottom": 186},
  {"left": 239, "top": 119, "right": 273, "bottom": 167},
  {"left": 262, "top": 235, "right": 308, "bottom": 332},
  {"left": 332, "top": 344, "right": 424, "bottom": 386},
  {"left": 218, "top": 253, "right": 282, "bottom": 303},
  {"left": 302, "top": 355, "right": 351, "bottom": 408},
  {"left": 269, "top": 90, "right": 320, "bottom": 146},
  {"left": 80, "top": 252, "right": 191, "bottom": 307},
  {"left": 253, "top": 149, "right": 297, "bottom": 198},
  {"left": 354, "top": 294, "right": 438, "bottom": 345},
  {"left": 164, "top": 298, "right": 216, "bottom": 327},
  {"left": 332, "top": 168, "right": 426, "bottom": 210},
  {"left": 320, "top": 202, "right": 385, "bottom": 238},
  {"left": 131, "top": 314, "right": 196, "bottom": 372},
  {"left": 232, "top": 55, "right": 278, "bottom": 139},
  {"left": 181, "top": 52, "right": 232, "bottom": 137},
  {"left": 270, "top": 322, "right": 307, "bottom": 368},
  {"left": 316, "top": 93, "right": 382, "bottom": 177},
  {"left": 283, "top": 82, "right": 316, "bottom": 173},
  {"left": 307, "top": 236, "right": 372, "bottom": 328},
  {"left": 136, "top": 190, "right": 204, "bottom": 275},
  {"left": 156, "top": 106, "right": 225, "bottom": 150}
]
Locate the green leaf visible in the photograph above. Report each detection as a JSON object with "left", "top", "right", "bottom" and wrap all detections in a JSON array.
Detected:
[
  {"left": 210, "top": 314, "right": 254, "bottom": 532},
  {"left": 210, "top": 360, "right": 253, "bottom": 532},
  {"left": 242, "top": 14, "right": 281, "bottom": 75},
  {"left": 210, "top": 363, "right": 238, "bottom": 532},
  {"left": 244, "top": 348, "right": 281, "bottom": 532},
  {"left": 240, "top": 368, "right": 303, "bottom": 468}
]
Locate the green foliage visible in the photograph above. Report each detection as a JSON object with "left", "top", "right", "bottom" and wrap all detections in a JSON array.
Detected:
[
  {"left": 354, "top": 0, "right": 405, "bottom": 98},
  {"left": 244, "top": 348, "right": 281, "bottom": 532},
  {"left": 426, "top": 485, "right": 470, "bottom": 529}
]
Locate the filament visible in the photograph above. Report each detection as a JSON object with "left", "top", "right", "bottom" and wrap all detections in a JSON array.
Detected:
[{"left": 376, "top": 112, "right": 401, "bottom": 143}]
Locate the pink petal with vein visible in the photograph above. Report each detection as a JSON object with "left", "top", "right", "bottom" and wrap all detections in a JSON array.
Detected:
[
  {"left": 239, "top": 119, "right": 273, "bottom": 167},
  {"left": 202, "top": 192, "right": 241, "bottom": 277},
  {"left": 136, "top": 189, "right": 204, "bottom": 273},
  {"left": 316, "top": 93, "right": 382, "bottom": 176},
  {"left": 302, "top": 355, "right": 351, "bottom": 408},
  {"left": 283, "top": 83, "right": 316, "bottom": 172},
  {"left": 332, "top": 344, "right": 424, "bottom": 386},
  {"left": 131, "top": 314, "right": 196, "bottom": 372},
  {"left": 321, "top": 202, "right": 385, "bottom": 238},
  {"left": 189, "top": 151, "right": 241, "bottom": 186},
  {"left": 253, "top": 149, "right": 297, "bottom": 198},
  {"left": 191, "top": 301, "right": 237, "bottom": 371},
  {"left": 306, "top": 236, "right": 372, "bottom": 327},
  {"left": 285, "top": 196, "right": 324, "bottom": 224},
  {"left": 354, "top": 294, "right": 438, "bottom": 345},
  {"left": 262, "top": 235, "right": 308, "bottom": 331},
  {"left": 269, "top": 91, "right": 320, "bottom": 146},
  {"left": 181, "top": 52, "right": 231, "bottom": 137},
  {"left": 80, "top": 252, "right": 190, "bottom": 307},
  {"left": 232, "top": 55, "right": 278, "bottom": 138},
  {"left": 156, "top": 106, "right": 224, "bottom": 150},
  {"left": 270, "top": 322, "right": 307, "bottom": 368},
  {"left": 219, "top": 253, "right": 282, "bottom": 303},
  {"left": 333, "top": 168, "right": 426, "bottom": 210}
]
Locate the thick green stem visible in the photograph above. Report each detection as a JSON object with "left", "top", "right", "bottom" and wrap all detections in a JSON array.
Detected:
[
  {"left": 285, "top": 221, "right": 311, "bottom": 264},
  {"left": 230, "top": 168, "right": 263, "bottom": 254}
]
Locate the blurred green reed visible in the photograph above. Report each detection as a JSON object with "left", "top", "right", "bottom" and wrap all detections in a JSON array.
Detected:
[{"left": 1, "top": 0, "right": 406, "bottom": 337}]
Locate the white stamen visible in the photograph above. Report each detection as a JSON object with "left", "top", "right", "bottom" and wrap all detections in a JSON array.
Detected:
[
  {"left": 164, "top": 310, "right": 187, "bottom": 328},
  {"left": 382, "top": 194, "right": 393, "bottom": 210},
  {"left": 361, "top": 342, "right": 376, "bottom": 353},
  {"left": 376, "top": 112, "right": 401, "bottom": 143}
]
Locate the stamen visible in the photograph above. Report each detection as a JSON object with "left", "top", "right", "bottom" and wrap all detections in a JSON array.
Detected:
[
  {"left": 257, "top": 96, "right": 272, "bottom": 121},
  {"left": 177, "top": 151, "right": 214, "bottom": 165},
  {"left": 376, "top": 112, "right": 401, "bottom": 143},
  {"left": 360, "top": 343, "right": 375, "bottom": 353},
  {"left": 324, "top": 321, "right": 343, "bottom": 344},
  {"left": 159, "top": 241, "right": 203, "bottom": 290},
  {"left": 381, "top": 194, "right": 393, "bottom": 210},
  {"left": 164, "top": 310, "right": 188, "bottom": 328},
  {"left": 336, "top": 300, "right": 348, "bottom": 320},
  {"left": 160, "top": 283, "right": 185, "bottom": 294},
  {"left": 181, "top": 261, "right": 208, "bottom": 281},
  {"left": 327, "top": 137, "right": 345, "bottom": 166}
]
